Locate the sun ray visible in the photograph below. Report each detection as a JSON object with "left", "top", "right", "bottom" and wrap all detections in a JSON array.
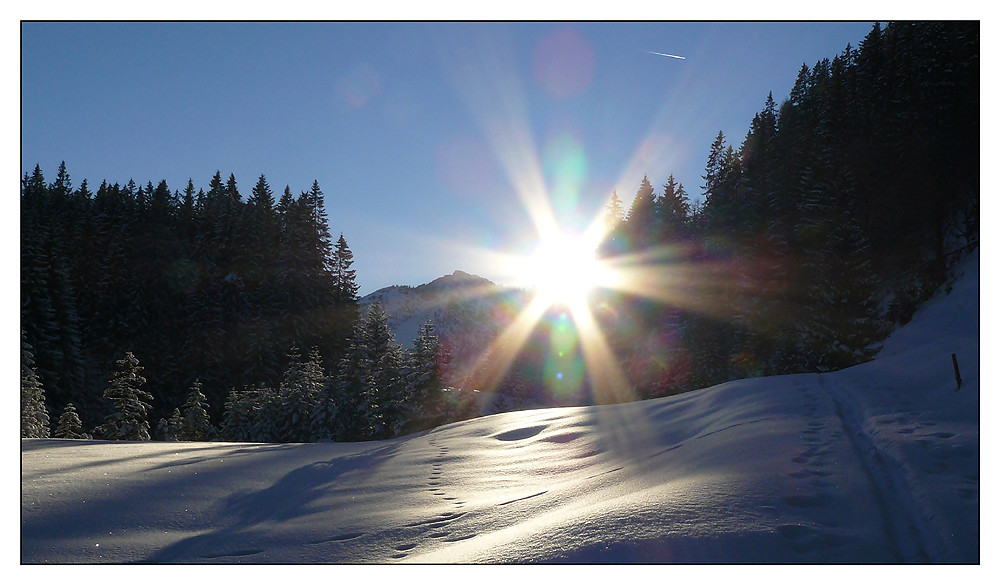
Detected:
[
  {"left": 432, "top": 24, "right": 759, "bottom": 410},
  {"left": 461, "top": 294, "right": 552, "bottom": 394}
]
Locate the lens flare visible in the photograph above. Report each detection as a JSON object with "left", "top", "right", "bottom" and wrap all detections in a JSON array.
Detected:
[
  {"left": 543, "top": 132, "right": 588, "bottom": 218},
  {"left": 433, "top": 24, "right": 770, "bottom": 411},
  {"left": 336, "top": 63, "right": 382, "bottom": 110}
]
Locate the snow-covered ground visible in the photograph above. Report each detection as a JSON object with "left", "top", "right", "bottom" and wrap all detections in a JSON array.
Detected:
[{"left": 20, "top": 251, "right": 981, "bottom": 564}]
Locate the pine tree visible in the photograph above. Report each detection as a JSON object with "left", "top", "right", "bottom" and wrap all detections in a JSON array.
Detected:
[
  {"left": 403, "top": 319, "right": 446, "bottom": 434},
  {"left": 158, "top": 408, "right": 184, "bottom": 441},
  {"left": 330, "top": 234, "right": 361, "bottom": 364},
  {"left": 605, "top": 190, "right": 625, "bottom": 230},
  {"left": 276, "top": 346, "right": 326, "bottom": 442},
  {"left": 309, "top": 381, "right": 341, "bottom": 442},
  {"left": 178, "top": 380, "right": 217, "bottom": 441},
  {"left": 220, "top": 389, "right": 256, "bottom": 442},
  {"left": 599, "top": 190, "right": 627, "bottom": 257},
  {"left": 658, "top": 174, "right": 691, "bottom": 238},
  {"left": 625, "top": 175, "right": 657, "bottom": 248},
  {"left": 332, "top": 234, "right": 360, "bottom": 306},
  {"left": 21, "top": 331, "right": 50, "bottom": 438},
  {"left": 331, "top": 321, "right": 373, "bottom": 440},
  {"left": 53, "top": 403, "right": 91, "bottom": 439},
  {"left": 96, "top": 352, "right": 154, "bottom": 441},
  {"left": 363, "top": 301, "right": 406, "bottom": 439}
]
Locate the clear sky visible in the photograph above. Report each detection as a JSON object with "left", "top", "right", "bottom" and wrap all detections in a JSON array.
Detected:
[{"left": 21, "top": 21, "right": 877, "bottom": 296}]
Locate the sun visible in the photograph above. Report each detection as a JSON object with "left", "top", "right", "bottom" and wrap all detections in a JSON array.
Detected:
[{"left": 517, "top": 230, "right": 615, "bottom": 308}]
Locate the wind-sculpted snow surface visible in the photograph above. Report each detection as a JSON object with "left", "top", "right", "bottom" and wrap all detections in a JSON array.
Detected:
[{"left": 21, "top": 252, "right": 979, "bottom": 563}]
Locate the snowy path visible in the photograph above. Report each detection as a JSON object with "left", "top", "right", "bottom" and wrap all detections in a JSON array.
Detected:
[{"left": 816, "top": 374, "right": 926, "bottom": 561}]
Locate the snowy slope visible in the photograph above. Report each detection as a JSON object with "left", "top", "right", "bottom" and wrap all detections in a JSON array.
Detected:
[{"left": 20, "top": 252, "right": 980, "bottom": 564}]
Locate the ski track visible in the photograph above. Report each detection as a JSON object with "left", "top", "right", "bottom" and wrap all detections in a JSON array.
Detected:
[{"left": 816, "top": 374, "right": 942, "bottom": 562}]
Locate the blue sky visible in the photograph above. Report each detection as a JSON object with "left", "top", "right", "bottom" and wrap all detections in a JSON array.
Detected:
[{"left": 21, "top": 21, "right": 876, "bottom": 295}]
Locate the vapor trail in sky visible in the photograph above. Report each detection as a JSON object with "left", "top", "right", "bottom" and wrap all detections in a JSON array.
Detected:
[{"left": 647, "top": 51, "right": 686, "bottom": 60}]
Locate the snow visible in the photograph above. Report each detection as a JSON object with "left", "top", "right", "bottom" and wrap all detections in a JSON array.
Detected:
[{"left": 20, "top": 251, "right": 982, "bottom": 566}]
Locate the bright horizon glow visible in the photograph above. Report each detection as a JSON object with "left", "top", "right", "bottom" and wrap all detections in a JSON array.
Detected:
[{"left": 513, "top": 229, "right": 617, "bottom": 309}]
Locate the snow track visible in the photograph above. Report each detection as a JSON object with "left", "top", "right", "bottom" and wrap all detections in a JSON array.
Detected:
[{"left": 816, "top": 374, "right": 942, "bottom": 562}]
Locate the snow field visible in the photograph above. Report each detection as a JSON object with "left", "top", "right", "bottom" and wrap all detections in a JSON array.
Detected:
[{"left": 20, "top": 251, "right": 980, "bottom": 564}]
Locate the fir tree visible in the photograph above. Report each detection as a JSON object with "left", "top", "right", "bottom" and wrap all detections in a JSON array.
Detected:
[
  {"left": 178, "top": 380, "right": 217, "bottom": 441},
  {"left": 96, "top": 352, "right": 154, "bottom": 441},
  {"left": 331, "top": 320, "right": 374, "bottom": 440},
  {"left": 220, "top": 389, "right": 256, "bottom": 442},
  {"left": 309, "top": 381, "right": 341, "bottom": 442},
  {"left": 53, "top": 403, "right": 91, "bottom": 439},
  {"left": 276, "top": 346, "right": 326, "bottom": 442},
  {"left": 157, "top": 408, "right": 184, "bottom": 441},
  {"left": 403, "top": 319, "right": 446, "bottom": 434},
  {"left": 658, "top": 174, "right": 691, "bottom": 237},
  {"left": 21, "top": 331, "right": 50, "bottom": 438},
  {"left": 625, "top": 175, "right": 658, "bottom": 247},
  {"left": 363, "top": 301, "right": 406, "bottom": 439}
]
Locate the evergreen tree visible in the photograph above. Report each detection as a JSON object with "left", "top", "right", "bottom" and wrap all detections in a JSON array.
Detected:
[
  {"left": 157, "top": 408, "right": 184, "bottom": 441},
  {"left": 53, "top": 403, "right": 91, "bottom": 439},
  {"left": 330, "top": 234, "right": 361, "bottom": 364},
  {"left": 96, "top": 352, "right": 154, "bottom": 441},
  {"left": 220, "top": 389, "right": 256, "bottom": 442},
  {"left": 331, "top": 321, "right": 374, "bottom": 440},
  {"left": 332, "top": 234, "right": 360, "bottom": 306},
  {"left": 600, "top": 190, "right": 628, "bottom": 256},
  {"left": 605, "top": 190, "right": 625, "bottom": 228},
  {"left": 363, "top": 301, "right": 406, "bottom": 439},
  {"left": 403, "top": 319, "right": 446, "bottom": 433},
  {"left": 21, "top": 331, "right": 50, "bottom": 438},
  {"left": 309, "top": 381, "right": 341, "bottom": 442},
  {"left": 276, "top": 346, "right": 326, "bottom": 442},
  {"left": 658, "top": 174, "right": 691, "bottom": 238},
  {"left": 625, "top": 175, "right": 658, "bottom": 248},
  {"left": 178, "top": 380, "right": 217, "bottom": 441}
]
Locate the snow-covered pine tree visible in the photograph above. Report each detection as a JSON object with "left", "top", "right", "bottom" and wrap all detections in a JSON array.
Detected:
[
  {"left": 363, "top": 301, "right": 406, "bottom": 439},
  {"left": 53, "top": 402, "right": 91, "bottom": 439},
  {"left": 402, "top": 319, "right": 445, "bottom": 434},
  {"left": 309, "top": 381, "right": 340, "bottom": 441},
  {"left": 21, "top": 330, "right": 50, "bottom": 438},
  {"left": 331, "top": 321, "right": 373, "bottom": 441},
  {"left": 249, "top": 386, "right": 282, "bottom": 443},
  {"left": 178, "top": 380, "right": 217, "bottom": 441},
  {"left": 95, "top": 352, "right": 154, "bottom": 441},
  {"left": 276, "top": 346, "right": 325, "bottom": 442},
  {"left": 220, "top": 390, "right": 248, "bottom": 441},
  {"left": 157, "top": 408, "right": 183, "bottom": 441}
]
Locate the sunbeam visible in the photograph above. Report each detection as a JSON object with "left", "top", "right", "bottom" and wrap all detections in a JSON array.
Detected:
[{"left": 434, "top": 24, "right": 753, "bottom": 408}]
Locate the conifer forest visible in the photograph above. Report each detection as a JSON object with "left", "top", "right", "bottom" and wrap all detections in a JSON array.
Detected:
[{"left": 21, "top": 22, "right": 979, "bottom": 444}]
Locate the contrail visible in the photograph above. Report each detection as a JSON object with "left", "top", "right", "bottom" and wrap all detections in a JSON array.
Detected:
[{"left": 647, "top": 51, "right": 686, "bottom": 60}]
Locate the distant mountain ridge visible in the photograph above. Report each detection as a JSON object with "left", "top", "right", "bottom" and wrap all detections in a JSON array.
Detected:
[{"left": 360, "top": 271, "right": 532, "bottom": 382}]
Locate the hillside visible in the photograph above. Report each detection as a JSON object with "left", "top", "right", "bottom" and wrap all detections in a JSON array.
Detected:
[{"left": 21, "top": 251, "right": 979, "bottom": 564}]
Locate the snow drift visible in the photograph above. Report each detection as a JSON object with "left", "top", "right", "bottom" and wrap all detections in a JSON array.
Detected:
[{"left": 20, "top": 251, "right": 979, "bottom": 563}]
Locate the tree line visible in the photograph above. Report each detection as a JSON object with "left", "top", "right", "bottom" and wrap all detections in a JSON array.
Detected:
[{"left": 594, "top": 21, "right": 978, "bottom": 397}]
